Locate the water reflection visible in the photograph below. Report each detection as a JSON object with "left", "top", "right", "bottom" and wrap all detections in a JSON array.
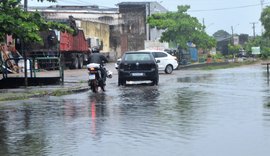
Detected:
[
  {"left": 177, "top": 74, "right": 213, "bottom": 83},
  {"left": 156, "top": 86, "right": 211, "bottom": 142},
  {"left": 0, "top": 111, "right": 8, "bottom": 156},
  {"left": 0, "top": 102, "right": 47, "bottom": 156},
  {"left": 1, "top": 64, "right": 270, "bottom": 155},
  {"left": 119, "top": 85, "right": 159, "bottom": 105},
  {"left": 116, "top": 84, "right": 211, "bottom": 142},
  {"left": 88, "top": 93, "right": 108, "bottom": 140},
  {"left": 263, "top": 85, "right": 270, "bottom": 128}
]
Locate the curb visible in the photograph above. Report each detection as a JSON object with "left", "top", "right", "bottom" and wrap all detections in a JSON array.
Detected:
[{"left": 0, "top": 85, "right": 90, "bottom": 102}]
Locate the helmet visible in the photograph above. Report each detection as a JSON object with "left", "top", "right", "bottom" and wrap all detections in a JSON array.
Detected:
[{"left": 92, "top": 46, "right": 100, "bottom": 53}]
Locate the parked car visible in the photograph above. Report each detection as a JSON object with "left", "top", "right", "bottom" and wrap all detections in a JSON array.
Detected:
[
  {"left": 137, "top": 50, "right": 178, "bottom": 74},
  {"left": 118, "top": 51, "right": 159, "bottom": 86}
]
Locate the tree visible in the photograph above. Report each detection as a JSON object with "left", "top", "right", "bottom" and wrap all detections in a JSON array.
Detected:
[
  {"left": 243, "top": 36, "right": 270, "bottom": 59},
  {"left": 147, "top": 5, "right": 216, "bottom": 50},
  {"left": 213, "top": 30, "right": 231, "bottom": 39},
  {"left": 228, "top": 44, "right": 241, "bottom": 56},
  {"left": 261, "top": 6, "right": 270, "bottom": 37},
  {"left": 0, "top": 0, "right": 72, "bottom": 43}
]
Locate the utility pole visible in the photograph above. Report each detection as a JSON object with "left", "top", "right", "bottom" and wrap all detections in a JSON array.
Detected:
[
  {"left": 230, "top": 24, "right": 238, "bottom": 45},
  {"left": 24, "top": 0, "right": 28, "bottom": 11},
  {"left": 250, "top": 22, "right": 258, "bottom": 39},
  {"left": 231, "top": 26, "right": 234, "bottom": 45},
  {"left": 261, "top": 0, "right": 265, "bottom": 35},
  {"left": 23, "top": 0, "right": 28, "bottom": 86},
  {"left": 261, "top": 0, "right": 265, "bottom": 10},
  {"left": 202, "top": 18, "right": 205, "bottom": 31}
]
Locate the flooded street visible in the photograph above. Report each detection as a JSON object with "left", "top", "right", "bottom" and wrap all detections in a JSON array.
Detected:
[{"left": 1, "top": 64, "right": 270, "bottom": 156}]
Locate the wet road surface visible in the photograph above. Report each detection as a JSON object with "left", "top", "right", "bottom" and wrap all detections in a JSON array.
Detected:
[{"left": 1, "top": 64, "right": 270, "bottom": 156}]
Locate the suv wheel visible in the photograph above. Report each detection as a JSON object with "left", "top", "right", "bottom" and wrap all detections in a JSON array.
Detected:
[
  {"left": 165, "top": 65, "right": 173, "bottom": 74},
  {"left": 151, "top": 77, "right": 159, "bottom": 86},
  {"left": 118, "top": 78, "right": 126, "bottom": 86}
]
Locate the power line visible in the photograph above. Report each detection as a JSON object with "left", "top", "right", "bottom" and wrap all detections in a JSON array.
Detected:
[
  {"left": 188, "top": 2, "right": 270, "bottom": 12},
  {"left": 57, "top": 0, "right": 115, "bottom": 9},
  {"left": 57, "top": 0, "right": 95, "bottom": 5}
]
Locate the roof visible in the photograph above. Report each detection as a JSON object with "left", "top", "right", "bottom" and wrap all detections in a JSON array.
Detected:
[
  {"left": 117, "top": 1, "right": 154, "bottom": 5},
  {"left": 117, "top": 1, "right": 167, "bottom": 11},
  {"left": 215, "top": 36, "right": 232, "bottom": 42},
  {"left": 28, "top": 5, "right": 118, "bottom": 12}
]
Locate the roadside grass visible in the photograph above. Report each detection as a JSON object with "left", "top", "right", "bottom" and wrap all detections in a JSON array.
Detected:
[
  {"left": 201, "top": 61, "right": 259, "bottom": 70},
  {"left": 0, "top": 91, "right": 50, "bottom": 101},
  {"left": 0, "top": 87, "right": 89, "bottom": 102},
  {"left": 0, "top": 94, "right": 29, "bottom": 101},
  {"left": 49, "top": 89, "right": 73, "bottom": 96}
]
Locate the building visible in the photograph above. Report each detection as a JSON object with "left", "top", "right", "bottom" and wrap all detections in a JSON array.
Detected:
[
  {"left": 28, "top": 5, "right": 118, "bottom": 59},
  {"left": 28, "top": 1, "right": 168, "bottom": 60},
  {"left": 116, "top": 2, "right": 168, "bottom": 56}
]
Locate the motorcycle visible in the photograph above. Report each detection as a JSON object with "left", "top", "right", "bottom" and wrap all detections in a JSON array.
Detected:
[{"left": 87, "top": 63, "right": 112, "bottom": 93}]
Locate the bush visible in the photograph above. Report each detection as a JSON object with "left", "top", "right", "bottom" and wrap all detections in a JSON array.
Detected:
[
  {"left": 212, "top": 53, "right": 224, "bottom": 59},
  {"left": 260, "top": 47, "right": 270, "bottom": 59}
]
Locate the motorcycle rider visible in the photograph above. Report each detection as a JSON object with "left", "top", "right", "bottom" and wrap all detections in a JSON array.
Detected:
[{"left": 88, "top": 46, "right": 108, "bottom": 85}]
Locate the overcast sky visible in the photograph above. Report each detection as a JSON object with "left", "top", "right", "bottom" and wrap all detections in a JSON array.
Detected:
[{"left": 27, "top": 0, "right": 269, "bottom": 36}]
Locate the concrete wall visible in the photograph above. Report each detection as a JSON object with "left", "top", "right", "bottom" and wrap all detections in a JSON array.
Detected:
[
  {"left": 118, "top": 4, "right": 147, "bottom": 53},
  {"left": 80, "top": 21, "right": 110, "bottom": 52},
  {"left": 144, "top": 41, "right": 169, "bottom": 50},
  {"left": 116, "top": 2, "right": 168, "bottom": 55},
  {"left": 110, "top": 25, "right": 122, "bottom": 59}
]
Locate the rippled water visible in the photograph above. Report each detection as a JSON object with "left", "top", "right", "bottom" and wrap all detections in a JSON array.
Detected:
[{"left": 1, "top": 64, "right": 270, "bottom": 156}]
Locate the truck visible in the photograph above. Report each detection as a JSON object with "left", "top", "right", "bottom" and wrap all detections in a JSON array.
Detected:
[{"left": 17, "top": 17, "right": 90, "bottom": 70}]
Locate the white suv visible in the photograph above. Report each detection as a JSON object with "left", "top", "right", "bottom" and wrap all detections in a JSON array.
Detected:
[{"left": 137, "top": 50, "right": 178, "bottom": 74}]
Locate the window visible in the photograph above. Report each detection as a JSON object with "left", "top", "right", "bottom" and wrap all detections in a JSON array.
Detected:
[{"left": 154, "top": 52, "right": 167, "bottom": 58}]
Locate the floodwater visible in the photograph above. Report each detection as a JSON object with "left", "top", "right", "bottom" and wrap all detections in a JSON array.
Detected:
[{"left": 1, "top": 64, "right": 270, "bottom": 156}]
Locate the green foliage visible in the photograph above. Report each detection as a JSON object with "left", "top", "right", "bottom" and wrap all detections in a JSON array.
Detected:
[
  {"left": 260, "top": 47, "right": 270, "bottom": 59},
  {"left": 147, "top": 5, "right": 216, "bottom": 50},
  {"left": 213, "top": 30, "right": 231, "bottom": 38},
  {"left": 260, "top": 6, "right": 270, "bottom": 59},
  {"left": 261, "top": 6, "right": 270, "bottom": 38},
  {"left": 228, "top": 44, "right": 241, "bottom": 55},
  {"left": 0, "top": 0, "right": 72, "bottom": 44},
  {"left": 212, "top": 52, "right": 224, "bottom": 59},
  {"left": 243, "top": 36, "right": 270, "bottom": 58}
]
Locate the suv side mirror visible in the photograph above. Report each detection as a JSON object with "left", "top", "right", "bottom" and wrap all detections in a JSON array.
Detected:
[{"left": 156, "top": 60, "right": 160, "bottom": 63}]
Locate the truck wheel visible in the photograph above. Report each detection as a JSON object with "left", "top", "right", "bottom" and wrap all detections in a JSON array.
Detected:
[
  {"left": 78, "top": 56, "right": 84, "bottom": 69},
  {"left": 71, "top": 57, "right": 79, "bottom": 69},
  {"left": 151, "top": 77, "right": 159, "bottom": 86}
]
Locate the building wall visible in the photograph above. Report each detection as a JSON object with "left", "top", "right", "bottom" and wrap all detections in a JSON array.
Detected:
[
  {"left": 41, "top": 12, "right": 120, "bottom": 26},
  {"left": 116, "top": 2, "right": 168, "bottom": 55},
  {"left": 118, "top": 4, "right": 147, "bottom": 53},
  {"left": 80, "top": 21, "right": 110, "bottom": 52},
  {"left": 110, "top": 25, "right": 122, "bottom": 59}
]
